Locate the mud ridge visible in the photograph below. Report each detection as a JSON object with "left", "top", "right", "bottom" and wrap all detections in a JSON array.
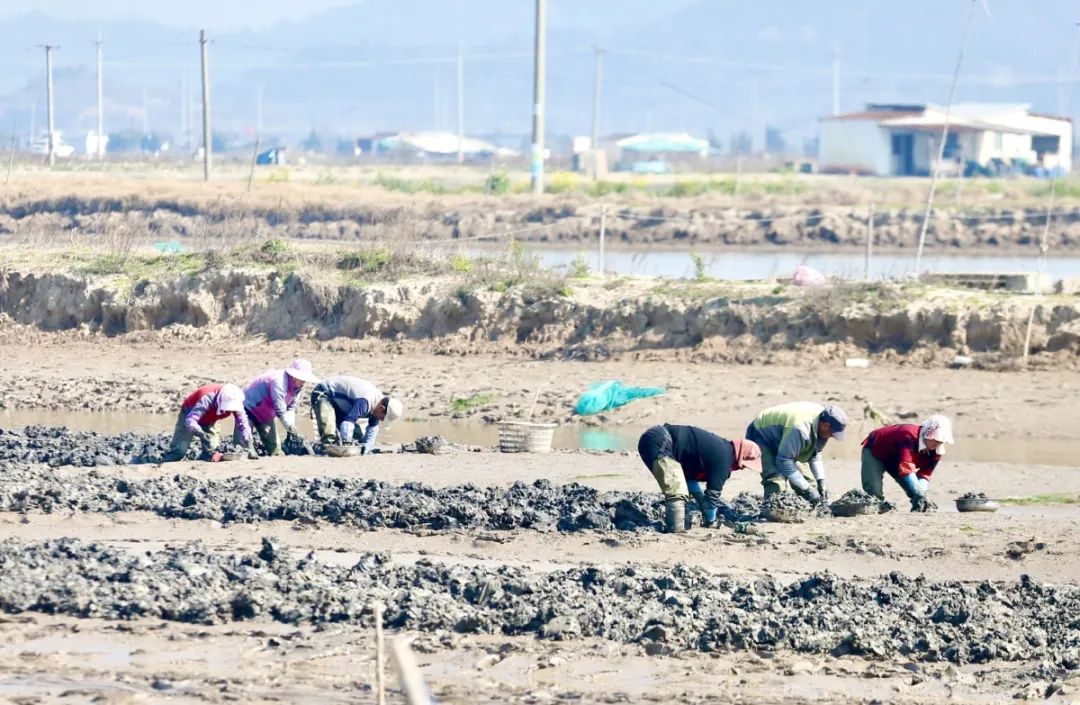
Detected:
[
  {"left": 0, "top": 459, "right": 772, "bottom": 531},
  {"left": 0, "top": 537, "right": 1077, "bottom": 667},
  {"left": 4, "top": 269, "right": 1080, "bottom": 359},
  {"left": 6, "top": 194, "right": 1080, "bottom": 250}
]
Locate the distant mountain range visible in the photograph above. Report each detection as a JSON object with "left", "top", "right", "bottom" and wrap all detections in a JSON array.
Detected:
[{"left": 1, "top": 0, "right": 1077, "bottom": 153}]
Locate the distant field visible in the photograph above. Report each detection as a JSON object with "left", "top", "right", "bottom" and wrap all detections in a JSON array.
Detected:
[{"left": 4, "top": 159, "right": 1080, "bottom": 209}]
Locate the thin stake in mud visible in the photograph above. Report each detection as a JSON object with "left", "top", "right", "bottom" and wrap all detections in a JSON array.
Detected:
[
  {"left": 392, "top": 638, "right": 433, "bottom": 705},
  {"left": 374, "top": 601, "right": 387, "bottom": 705}
]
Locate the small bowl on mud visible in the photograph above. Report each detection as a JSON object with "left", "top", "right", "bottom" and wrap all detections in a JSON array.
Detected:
[
  {"left": 219, "top": 452, "right": 246, "bottom": 462},
  {"left": 326, "top": 445, "right": 362, "bottom": 458},
  {"left": 956, "top": 497, "right": 999, "bottom": 513}
]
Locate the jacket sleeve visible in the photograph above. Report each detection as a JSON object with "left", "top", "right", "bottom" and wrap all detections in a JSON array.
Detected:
[
  {"left": 362, "top": 418, "right": 381, "bottom": 453},
  {"left": 776, "top": 424, "right": 812, "bottom": 489},
  {"left": 185, "top": 394, "right": 214, "bottom": 433},
  {"left": 808, "top": 451, "right": 825, "bottom": 482},
  {"left": 234, "top": 410, "right": 252, "bottom": 445},
  {"left": 272, "top": 376, "right": 289, "bottom": 420},
  {"left": 896, "top": 446, "right": 920, "bottom": 477}
]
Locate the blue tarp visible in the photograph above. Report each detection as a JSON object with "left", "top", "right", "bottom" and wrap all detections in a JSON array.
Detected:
[{"left": 574, "top": 380, "right": 666, "bottom": 416}]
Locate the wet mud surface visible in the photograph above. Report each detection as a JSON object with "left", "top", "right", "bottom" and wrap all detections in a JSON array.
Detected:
[
  {"left": 0, "top": 537, "right": 1077, "bottom": 667},
  {"left": 0, "top": 460, "right": 771, "bottom": 532}
]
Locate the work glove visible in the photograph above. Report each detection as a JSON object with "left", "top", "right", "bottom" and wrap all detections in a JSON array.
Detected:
[
  {"left": 816, "top": 479, "right": 828, "bottom": 503},
  {"left": 246, "top": 445, "right": 259, "bottom": 460},
  {"left": 911, "top": 496, "right": 933, "bottom": 513},
  {"left": 900, "top": 473, "right": 924, "bottom": 501},
  {"left": 794, "top": 484, "right": 822, "bottom": 505},
  {"left": 193, "top": 428, "right": 211, "bottom": 445}
]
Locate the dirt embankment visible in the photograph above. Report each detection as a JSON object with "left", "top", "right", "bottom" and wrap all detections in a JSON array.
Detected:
[
  {"left": 2, "top": 268, "right": 1080, "bottom": 361},
  {"left": 5, "top": 190, "right": 1080, "bottom": 251}
]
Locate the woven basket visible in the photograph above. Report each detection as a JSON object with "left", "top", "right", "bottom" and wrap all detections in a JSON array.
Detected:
[{"left": 498, "top": 421, "right": 557, "bottom": 453}]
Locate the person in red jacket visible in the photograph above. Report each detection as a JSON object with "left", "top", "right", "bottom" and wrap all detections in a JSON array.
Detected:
[
  {"left": 163, "top": 383, "right": 255, "bottom": 461},
  {"left": 861, "top": 415, "right": 954, "bottom": 511}
]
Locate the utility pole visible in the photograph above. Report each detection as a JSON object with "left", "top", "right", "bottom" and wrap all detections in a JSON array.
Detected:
[
  {"left": 530, "top": 0, "right": 547, "bottom": 194},
  {"left": 96, "top": 31, "right": 105, "bottom": 159},
  {"left": 590, "top": 45, "right": 605, "bottom": 155},
  {"left": 831, "top": 46, "right": 840, "bottom": 115},
  {"left": 433, "top": 69, "right": 441, "bottom": 130},
  {"left": 142, "top": 88, "right": 149, "bottom": 136},
  {"left": 256, "top": 83, "right": 264, "bottom": 137},
  {"left": 180, "top": 74, "right": 188, "bottom": 151},
  {"left": 456, "top": 41, "right": 465, "bottom": 163},
  {"left": 199, "top": 29, "right": 212, "bottom": 181},
  {"left": 43, "top": 44, "right": 57, "bottom": 167}
]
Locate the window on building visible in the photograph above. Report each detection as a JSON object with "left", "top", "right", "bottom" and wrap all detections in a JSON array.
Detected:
[
  {"left": 1033, "top": 135, "right": 1061, "bottom": 155},
  {"left": 994, "top": 132, "right": 1003, "bottom": 150},
  {"left": 943, "top": 132, "right": 960, "bottom": 159}
]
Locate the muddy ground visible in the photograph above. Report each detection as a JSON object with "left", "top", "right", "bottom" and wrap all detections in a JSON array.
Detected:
[
  {"left": 0, "top": 445, "right": 1078, "bottom": 704},
  {"left": 0, "top": 338, "right": 1078, "bottom": 703},
  {"left": 0, "top": 338, "right": 1076, "bottom": 441}
]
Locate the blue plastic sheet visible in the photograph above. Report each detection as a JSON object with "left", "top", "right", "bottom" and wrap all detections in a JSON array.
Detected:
[{"left": 574, "top": 380, "right": 665, "bottom": 416}]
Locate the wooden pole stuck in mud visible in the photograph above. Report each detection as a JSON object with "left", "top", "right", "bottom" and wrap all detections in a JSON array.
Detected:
[
  {"left": 247, "top": 135, "right": 259, "bottom": 193},
  {"left": 391, "top": 637, "right": 432, "bottom": 705},
  {"left": 374, "top": 601, "right": 386, "bottom": 705},
  {"left": 598, "top": 204, "right": 607, "bottom": 277},
  {"left": 5, "top": 124, "right": 15, "bottom": 186},
  {"left": 864, "top": 201, "right": 875, "bottom": 281}
]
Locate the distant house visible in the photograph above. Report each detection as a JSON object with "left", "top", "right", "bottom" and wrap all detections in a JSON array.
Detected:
[
  {"left": 357, "top": 131, "right": 517, "bottom": 160},
  {"left": 819, "top": 103, "right": 1072, "bottom": 176},
  {"left": 611, "top": 132, "right": 711, "bottom": 173}
]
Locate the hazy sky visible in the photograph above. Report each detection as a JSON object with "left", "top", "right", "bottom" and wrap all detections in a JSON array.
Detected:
[{"left": 0, "top": 0, "right": 357, "bottom": 30}]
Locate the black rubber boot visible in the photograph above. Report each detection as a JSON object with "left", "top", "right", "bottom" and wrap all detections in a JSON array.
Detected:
[{"left": 663, "top": 499, "right": 686, "bottom": 534}]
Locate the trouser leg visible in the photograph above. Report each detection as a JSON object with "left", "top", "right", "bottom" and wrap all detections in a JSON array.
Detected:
[
  {"left": 164, "top": 411, "right": 193, "bottom": 462},
  {"left": 312, "top": 391, "right": 338, "bottom": 445},
  {"left": 861, "top": 446, "right": 888, "bottom": 500},
  {"left": 702, "top": 465, "right": 731, "bottom": 524},
  {"left": 202, "top": 424, "right": 220, "bottom": 452}
]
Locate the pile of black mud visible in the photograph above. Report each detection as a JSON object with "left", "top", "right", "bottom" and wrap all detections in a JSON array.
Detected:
[
  {"left": 830, "top": 489, "right": 880, "bottom": 514},
  {"left": 959, "top": 491, "right": 990, "bottom": 500},
  {"left": 0, "top": 425, "right": 174, "bottom": 467},
  {"left": 1, "top": 537, "right": 1078, "bottom": 668},
  {"left": 0, "top": 425, "right": 326, "bottom": 467},
  {"left": 0, "top": 464, "right": 681, "bottom": 531}
]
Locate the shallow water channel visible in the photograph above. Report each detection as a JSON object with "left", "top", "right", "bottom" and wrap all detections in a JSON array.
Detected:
[
  {"left": 2, "top": 409, "right": 1079, "bottom": 467},
  {"left": 499, "top": 247, "right": 1080, "bottom": 281}
]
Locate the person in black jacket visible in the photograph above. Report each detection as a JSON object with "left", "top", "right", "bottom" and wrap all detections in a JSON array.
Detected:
[{"left": 638, "top": 424, "right": 763, "bottom": 533}]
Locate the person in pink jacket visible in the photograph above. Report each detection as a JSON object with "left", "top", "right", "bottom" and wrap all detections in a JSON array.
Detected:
[{"left": 242, "top": 358, "right": 319, "bottom": 456}]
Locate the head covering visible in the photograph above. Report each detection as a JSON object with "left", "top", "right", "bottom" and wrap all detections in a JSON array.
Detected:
[
  {"left": 284, "top": 358, "right": 319, "bottom": 385},
  {"left": 218, "top": 383, "right": 245, "bottom": 413},
  {"left": 919, "top": 415, "right": 954, "bottom": 455},
  {"left": 820, "top": 404, "right": 849, "bottom": 440},
  {"left": 385, "top": 397, "right": 404, "bottom": 423},
  {"left": 731, "top": 437, "right": 763, "bottom": 473}
]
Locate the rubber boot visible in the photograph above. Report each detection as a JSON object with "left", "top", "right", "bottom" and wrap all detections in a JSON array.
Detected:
[{"left": 663, "top": 499, "right": 687, "bottom": 534}]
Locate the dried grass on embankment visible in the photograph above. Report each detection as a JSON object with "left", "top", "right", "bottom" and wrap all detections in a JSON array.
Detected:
[
  {"left": 1, "top": 241, "right": 1078, "bottom": 367},
  {"left": 5, "top": 174, "right": 1080, "bottom": 251}
]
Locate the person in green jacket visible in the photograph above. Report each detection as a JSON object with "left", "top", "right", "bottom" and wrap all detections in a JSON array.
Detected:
[{"left": 745, "top": 401, "right": 848, "bottom": 504}]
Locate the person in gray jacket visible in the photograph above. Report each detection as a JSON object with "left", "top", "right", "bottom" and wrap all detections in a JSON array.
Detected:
[{"left": 310, "top": 375, "right": 404, "bottom": 454}]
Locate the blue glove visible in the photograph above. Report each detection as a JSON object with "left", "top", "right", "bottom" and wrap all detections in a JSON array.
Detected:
[{"left": 900, "top": 473, "right": 924, "bottom": 498}]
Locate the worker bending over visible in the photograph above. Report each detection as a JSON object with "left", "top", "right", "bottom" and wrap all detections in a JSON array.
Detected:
[
  {"left": 861, "top": 415, "right": 954, "bottom": 512},
  {"left": 243, "top": 358, "right": 319, "bottom": 456},
  {"left": 310, "top": 374, "right": 404, "bottom": 454},
  {"left": 164, "top": 383, "right": 255, "bottom": 461},
  {"left": 637, "top": 423, "right": 763, "bottom": 533},
  {"left": 746, "top": 402, "right": 848, "bottom": 504}
]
